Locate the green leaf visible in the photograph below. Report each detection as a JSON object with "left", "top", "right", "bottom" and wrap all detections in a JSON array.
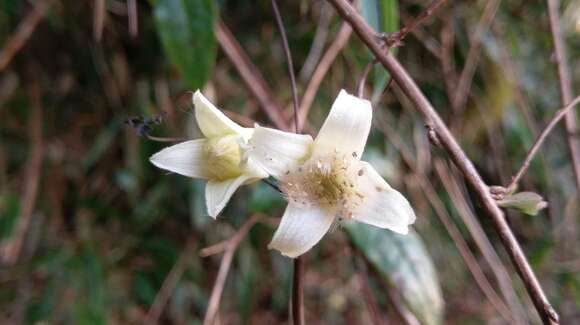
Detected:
[
  {"left": 379, "top": 0, "right": 400, "bottom": 34},
  {"left": 497, "top": 191, "right": 548, "bottom": 216},
  {"left": 346, "top": 223, "right": 443, "bottom": 325},
  {"left": 153, "top": 0, "right": 217, "bottom": 89}
]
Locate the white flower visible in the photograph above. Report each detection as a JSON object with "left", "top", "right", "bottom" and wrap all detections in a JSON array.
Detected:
[
  {"left": 249, "top": 90, "right": 416, "bottom": 258},
  {"left": 149, "top": 90, "right": 268, "bottom": 218}
]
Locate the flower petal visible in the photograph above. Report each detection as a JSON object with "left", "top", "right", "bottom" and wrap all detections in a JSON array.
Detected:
[
  {"left": 248, "top": 125, "right": 313, "bottom": 179},
  {"left": 354, "top": 162, "right": 416, "bottom": 234},
  {"left": 193, "top": 90, "right": 251, "bottom": 139},
  {"left": 268, "top": 203, "right": 334, "bottom": 258},
  {"left": 205, "top": 174, "right": 256, "bottom": 218},
  {"left": 313, "top": 89, "right": 372, "bottom": 158},
  {"left": 149, "top": 139, "right": 209, "bottom": 178}
]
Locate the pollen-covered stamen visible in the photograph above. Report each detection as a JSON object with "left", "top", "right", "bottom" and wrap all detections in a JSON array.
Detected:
[
  {"left": 280, "top": 153, "right": 367, "bottom": 218},
  {"left": 204, "top": 135, "right": 243, "bottom": 181}
]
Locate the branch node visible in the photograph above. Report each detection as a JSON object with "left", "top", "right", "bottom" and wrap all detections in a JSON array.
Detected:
[
  {"left": 425, "top": 124, "right": 442, "bottom": 147},
  {"left": 489, "top": 186, "right": 508, "bottom": 200},
  {"left": 376, "top": 32, "right": 404, "bottom": 49}
]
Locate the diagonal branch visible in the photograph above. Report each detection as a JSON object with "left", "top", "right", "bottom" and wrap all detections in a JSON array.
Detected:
[
  {"left": 375, "top": 115, "right": 520, "bottom": 322},
  {"left": 326, "top": 0, "right": 558, "bottom": 323},
  {"left": 0, "top": 0, "right": 51, "bottom": 72},
  {"left": 506, "top": 95, "right": 580, "bottom": 192},
  {"left": 381, "top": 0, "right": 447, "bottom": 47},
  {"left": 202, "top": 214, "right": 263, "bottom": 325},
  {"left": 298, "top": 22, "right": 352, "bottom": 130},
  {"left": 216, "top": 21, "right": 290, "bottom": 131},
  {"left": 546, "top": 0, "right": 580, "bottom": 196},
  {"left": 451, "top": 0, "right": 500, "bottom": 113}
]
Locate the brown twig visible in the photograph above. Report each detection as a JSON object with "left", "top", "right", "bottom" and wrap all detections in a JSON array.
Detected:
[
  {"left": 127, "top": 0, "right": 138, "bottom": 38},
  {"left": 356, "top": 59, "right": 377, "bottom": 98},
  {"left": 270, "top": 3, "right": 305, "bottom": 322},
  {"left": 361, "top": 254, "right": 420, "bottom": 325},
  {"left": 271, "top": 0, "right": 299, "bottom": 133},
  {"left": 216, "top": 21, "right": 290, "bottom": 131},
  {"left": 411, "top": 175, "right": 515, "bottom": 323},
  {"left": 399, "top": 12, "right": 441, "bottom": 59},
  {"left": 144, "top": 239, "right": 196, "bottom": 325},
  {"left": 491, "top": 23, "right": 540, "bottom": 137},
  {"left": 299, "top": 2, "right": 333, "bottom": 82},
  {"left": 326, "top": 0, "right": 558, "bottom": 323},
  {"left": 546, "top": 0, "right": 580, "bottom": 196},
  {"left": 451, "top": 0, "right": 500, "bottom": 115},
  {"left": 381, "top": 0, "right": 447, "bottom": 47},
  {"left": 506, "top": 95, "right": 580, "bottom": 193},
  {"left": 202, "top": 214, "right": 263, "bottom": 325},
  {"left": 374, "top": 116, "right": 515, "bottom": 322},
  {"left": 298, "top": 22, "right": 352, "bottom": 130},
  {"left": 0, "top": 0, "right": 51, "bottom": 72},
  {"left": 291, "top": 256, "right": 305, "bottom": 325},
  {"left": 94, "top": 0, "right": 105, "bottom": 41},
  {"left": 433, "top": 161, "right": 528, "bottom": 324},
  {"left": 353, "top": 255, "right": 384, "bottom": 324},
  {"left": 222, "top": 109, "right": 256, "bottom": 128},
  {"left": 1, "top": 80, "right": 43, "bottom": 265},
  {"left": 439, "top": 22, "right": 458, "bottom": 110}
]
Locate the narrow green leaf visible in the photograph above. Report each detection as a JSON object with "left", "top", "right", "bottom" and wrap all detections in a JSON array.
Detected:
[
  {"left": 346, "top": 223, "right": 443, "bottom": 325},
  {"left": 379, "top": 0, "right": 400, "bottom": 34},
  {"left": 153, "top": 0, "right": 216, "bottom": 89}
]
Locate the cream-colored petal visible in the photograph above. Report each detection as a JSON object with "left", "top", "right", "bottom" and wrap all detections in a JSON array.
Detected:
[
  {"left": 242, "top": 155, "right": 270, "bottom": 179},
  {"left": 205, "top": 174, "right": 256, "bottom": 218},
  {"left": 248, "top": 125, "right": 313, "bottom": 179},
  {"left": 268, "top": 203, "right": 334, "bottom": 258},
  {"left": 354, "top": 162, "right": 416, "bottom": 234},
  {"left": 149, "top": 139, "right": 209, "bottom": 178},
  {"left": 193, "top": 90, "right": 251, "bottom": 139},
  {"left": 313, "top": 89, "right": 372, "bottom": 158}
]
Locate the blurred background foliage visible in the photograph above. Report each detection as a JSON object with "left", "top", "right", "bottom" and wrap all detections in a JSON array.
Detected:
[{"left": 0, "top": 0, "right": 579, "bottom": 324}]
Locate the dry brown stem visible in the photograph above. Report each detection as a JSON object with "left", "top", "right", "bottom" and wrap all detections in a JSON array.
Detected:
[
  {"left": 546, "top": 0, "right": 580, "bottom": 196},
  {"left": 326, "top": 0, "right": 558, "bottom": 323},
  {"left": 202, "top": 214, "right": 263, "bottom": 325},
  {"left": 0, "top": 0, "right": 51, "bottom": 72},
  {"left": 216, "top": 21, "right": 290, "bottom": 131}
]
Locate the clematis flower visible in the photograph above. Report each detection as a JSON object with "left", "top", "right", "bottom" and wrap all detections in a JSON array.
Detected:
[
  {"left": 249, "top": 90, "right": 416, "bottom": 258},
  {"left": 149, "top": 90, "right": 268, "bottom": 218}
]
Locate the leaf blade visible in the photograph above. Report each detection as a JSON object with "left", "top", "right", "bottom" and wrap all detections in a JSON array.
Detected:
[
  {"left": 346, "top": 222, "right": 443, "bottom": 325},
  {"left": 153, "top": 0, "right": 217, "bottom": 89}
]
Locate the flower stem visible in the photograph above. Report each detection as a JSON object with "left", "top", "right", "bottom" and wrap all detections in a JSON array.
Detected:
[
  {"left": 270, "top": 2, "right": 306, "bottom": 324},
  {"left": 292, "top": 256, "right": 305, "bottom": 325}
]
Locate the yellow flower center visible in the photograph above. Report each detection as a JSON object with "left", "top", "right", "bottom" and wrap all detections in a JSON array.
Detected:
[
  {"left": 204, "top": 135, "right": 243, "bottom": 181},
  {"left": 280, "top": 153, "right": 366, "bottom": 218}
]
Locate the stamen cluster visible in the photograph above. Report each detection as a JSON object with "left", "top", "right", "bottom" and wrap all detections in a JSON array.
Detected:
[{"left": 280, "top": 152, "right": 366, "bottom": 218}]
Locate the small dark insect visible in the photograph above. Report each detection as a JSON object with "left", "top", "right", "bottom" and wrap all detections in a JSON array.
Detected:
[
  {"left": 125, "top": 112, "right": 166, "bottom": 137},
  {"left": 352, "top": 151, "right": 357, "bottom": 158}
]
